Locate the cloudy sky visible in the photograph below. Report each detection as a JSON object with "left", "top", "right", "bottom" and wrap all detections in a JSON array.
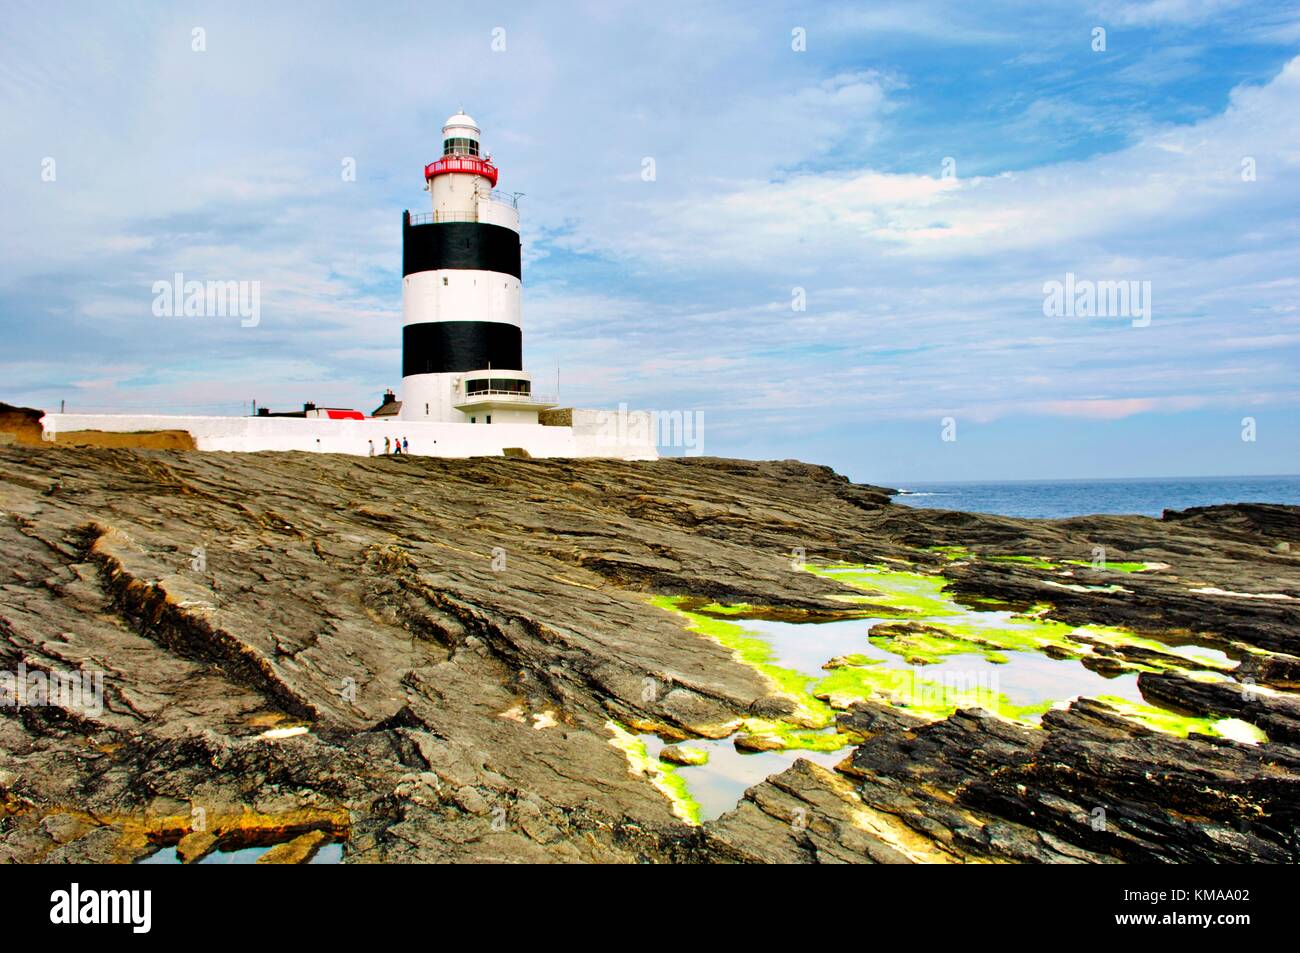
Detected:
[{"left": 2, "top": 0, "right": 1298, "bottom": 483}]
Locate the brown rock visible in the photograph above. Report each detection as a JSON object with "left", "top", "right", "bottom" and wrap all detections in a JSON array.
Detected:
[
  {"left": 256, "top": 830, "right": 330, "bottom": 864},
  {"left": 0, "top": 444, "right": 1295, "bottom": 864},
  {"left": 176, "top": 831, "right": 219, "bottom": 864}
]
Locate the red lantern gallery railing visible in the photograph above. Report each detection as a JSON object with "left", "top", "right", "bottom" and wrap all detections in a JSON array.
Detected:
[{"left": 423, "top": 155, "right": 499, "bottom": 187}]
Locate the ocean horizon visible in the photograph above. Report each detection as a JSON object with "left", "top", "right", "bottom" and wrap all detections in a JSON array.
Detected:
[{"left": 892, "top": 474, "right": 1300, "bottom": 520}]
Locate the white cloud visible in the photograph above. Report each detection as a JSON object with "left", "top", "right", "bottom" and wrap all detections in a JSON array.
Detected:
[{"left": 1, "top": 2, "right": 1297, "bottom": 478}]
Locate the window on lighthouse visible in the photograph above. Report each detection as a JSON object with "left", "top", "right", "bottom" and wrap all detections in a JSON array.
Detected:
[{"left": 443, "top": 137, "right": 480, "bottom": 157}]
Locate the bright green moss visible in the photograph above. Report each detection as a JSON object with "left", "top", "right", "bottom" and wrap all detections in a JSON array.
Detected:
[
  {"left": 696, "top": 602, "right": 754, "bottom": 615},
  {"left": 812, "top": 662, "right": 1054, "bottom": 723},
  {"left": 738, "top": 718, "right": 852, "bottom": 752},
  {"left": 806, "top": 563, "right": 1234, "bottom": 675},
  {"left": 1063, "top": 560, "right": 1157, "bottom": 573},
  {"left": 823, "top": 653, "right": 883, "bottom": 668},
  {"left": 807, "top": 564, "right": 956, "bottom": 616},
  {"left": 606, "top": 721, "right": 702, "bottom": 825},
  {"left": 986, "top": 554, "right": 1060, "bottom": 570},
  {"left": 866, "top": 619, "right": 1065, "bottom": 666},
  {"left": 1072, "top": 624, "right": 1237, "bottom": 672},
  {"left": 666, "top": 745, "right": 709, "bottom": 765},
  {"left": 648, "top": 563, "right": 1251, "bottom": 754},
  {"left": 925, "top": 545, "right": 973, "bottom": 560},
  {"left": 649, "top": 595, "right": 834, "bottom": 727},
  {"left": 1092, "top": 697, "right": 1267, "bottom": 743}
]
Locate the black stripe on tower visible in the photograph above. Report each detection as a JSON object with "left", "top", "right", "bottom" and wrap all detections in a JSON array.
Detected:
[
  {"left": 403, "top": 321, "right": 522, "bottom": 376},
  {"left": 402, "top": 213, "right": 522, "bottom": 278}
]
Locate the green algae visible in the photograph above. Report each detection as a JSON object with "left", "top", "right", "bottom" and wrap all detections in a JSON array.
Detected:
[
  {"left": 1092, "top": 697, "right": 1267, "bottom": 744},
  {"left": 736, "top": 718, "right": 852, "bottom": 752},
  {"left": 606, "top": 721, "right": 702, "bottom": 825},
  {"left": 648, "top": 562, "right": 1254, "bottom": 759},
  {"left": 665, "top": 745, "right": 709, "bottom": 766},
  {"left": 687, "top": 599, "right": 873, "bottom": 624},
  {"left": 1063, "top": 560, "right": 1157, "bottom": 573},
  {"left": 693, "top": 602, "right": 754, "bottom": 615},
  {"left": 810, "top": 564, "right": 1236, "bottom": 675},
  {"left": 1071, "top": 624, "right": 1237, "bottom": 672},
  {"left": 867, "top": 620, "right": 1034, "bottom": 666},
  {"left": 813, "top": 661, "right": 1054, "bottom": 723},
  {"left": 649, "top": 594, "right": 834, "bottom": 727},
  {"left": 640, "top": 560, "right": 1271, "bottom": 825},
  {"left": 925, "top": 551, "right": 1159, "bottom": 572},
  {"left": 800, "top": 563, "right": 1250, "bottom": 730},
  {"left": 986, "top": 554, "right": 1060, "bottom": 570},
  {"left": 824, "top": 653, "right": 883, "bottom": 668},
  {"left": 925, "top": 546, "right": 1159, "bottom": 577},
  {"left": 808, "top": 563, "right": 956, "bottom": 616},
  {"left": 929, "top": 550, "right": 1060, "bottom": 570},
  {"left": 929, "top": 549, "right": 1159, "bottom": 574},
  {"left": 926, "top": 545, "right": 973, "bottom": 560},
  {"left": 652, "top": 585, "right": 1058, "bottom": 726}
]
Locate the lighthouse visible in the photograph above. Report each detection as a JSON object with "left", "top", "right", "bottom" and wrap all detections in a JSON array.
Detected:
[
  {"left": 399, "top": 111, "right": 551, "bottom": 424},
  {"left": 39, "top": 107, "right": 658, "bottom": 461}
]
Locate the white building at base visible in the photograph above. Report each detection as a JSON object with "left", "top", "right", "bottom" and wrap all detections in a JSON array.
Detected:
[{"left": 37, "top": 408, "right": 657, "bottom": 459}]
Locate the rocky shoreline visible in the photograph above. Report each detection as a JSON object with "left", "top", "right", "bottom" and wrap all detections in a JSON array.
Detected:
[{"left": 0, "top": 447, "right": 1296, "bottom": 863}]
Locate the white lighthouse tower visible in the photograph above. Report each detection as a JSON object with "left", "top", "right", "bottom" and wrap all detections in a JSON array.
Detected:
[{"left": 399, "top": 111, "right": 552, "bottom": 424}]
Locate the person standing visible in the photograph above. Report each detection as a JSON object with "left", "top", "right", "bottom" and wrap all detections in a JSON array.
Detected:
[
  {"left": 368, "top": 439, "right": 375, "bottom": 457},
  {"left": 402, "top": 436, "right": 409, "bottom": 454},
  {"left": 383, "top": 436, "right": 391, "bottom": 455}
]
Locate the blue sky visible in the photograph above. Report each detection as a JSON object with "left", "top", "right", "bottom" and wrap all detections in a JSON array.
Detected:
[{"left": 2, "top": 0, "right": 1298, "bottom": 483}]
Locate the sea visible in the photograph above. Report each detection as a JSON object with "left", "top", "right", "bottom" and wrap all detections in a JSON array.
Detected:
[{"left": 893, "top": 475, "right": 1300, "bottom": 520}]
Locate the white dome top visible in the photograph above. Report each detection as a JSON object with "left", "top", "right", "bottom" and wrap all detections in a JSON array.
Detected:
[{"left": 442, "top": 111, "right": 480, "bottom": 137}]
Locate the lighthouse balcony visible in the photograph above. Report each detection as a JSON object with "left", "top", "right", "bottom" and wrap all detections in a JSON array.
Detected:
[
  {"left": 423, "top": 155, "right": 499, "bottom": 186},
  {"left": 409, "top": 192, "right": 520, "bottom": 230},
  {"left": 451, "top": 374, "right": 557, "bottom": 411},
  {"left": 452, "top": 390, "right": 559, "bottom": 410}
]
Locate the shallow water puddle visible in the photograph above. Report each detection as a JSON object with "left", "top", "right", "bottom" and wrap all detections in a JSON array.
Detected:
[
  {"left": 740, "top": 614, "right": 1153, "bottom": 714},
  {"left": 641, "top": 733, "right": 845, "bottom": 822},
  {"left": 811, "top": 564, "right": 1238, "bottom": 674},
  {"left": 631, "top": 562, "right": 1266, "bottom": 824},
  {"left": 139, "top": 841, "right": 343, "bottom": 864}
]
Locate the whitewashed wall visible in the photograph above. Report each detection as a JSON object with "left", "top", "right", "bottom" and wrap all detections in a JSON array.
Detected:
[{"left": 39, "top": 413, "right": 658, "bottom": 460}]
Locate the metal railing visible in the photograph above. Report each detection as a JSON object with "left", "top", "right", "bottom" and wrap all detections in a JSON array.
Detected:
[
  {"left": 424, "top": 155, "right": 499, "bottom": 186},
  {"left": 455, "top": 389, "right": 557, "bottom": 405},
  {"left": 409, "top": 211, "right": 476, "bottom": 225},
  {"left": 408, "top": 194, "right": 519, "bottom": 227}
]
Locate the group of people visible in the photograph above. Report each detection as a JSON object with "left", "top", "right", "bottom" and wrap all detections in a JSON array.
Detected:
[{"left": 369, "top": 436, "right": 409, "bottom": 457}]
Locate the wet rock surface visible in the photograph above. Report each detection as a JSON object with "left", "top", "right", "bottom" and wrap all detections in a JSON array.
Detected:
[
  {"left": 833, "top": 699, "right": 1299, "bottom": 863},
  {"left": 0, "top": 446, "right": 1297, "bottom": 863}
]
